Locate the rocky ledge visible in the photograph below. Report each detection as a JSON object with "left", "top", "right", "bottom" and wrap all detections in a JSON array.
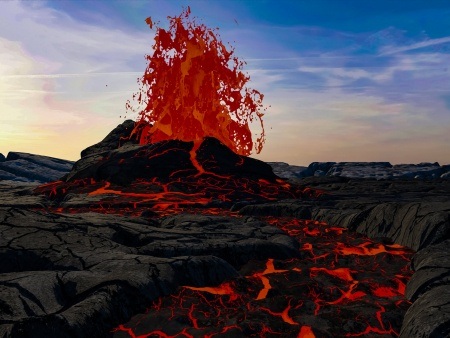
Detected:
[
  {"left": 0, "top": 152, "right": 73, "bottom": 184},
  {"left": 270, "top": 161, "right": 450, "bottom": 180}
]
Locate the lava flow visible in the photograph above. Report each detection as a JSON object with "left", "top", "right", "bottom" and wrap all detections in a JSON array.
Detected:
[{"left": 112, "top": 216, "right": 414, "bottom": 337}]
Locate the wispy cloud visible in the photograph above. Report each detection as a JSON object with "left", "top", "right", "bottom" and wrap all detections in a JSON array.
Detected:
[
  {"left": 380, "top": 36, "right": 450, "bottom": 55},
  {"left": 0, "top": 1, "right": 151, "bottom": 159},
  {"left": 253, "top": 86, "right": 450, "bottom": 164},
  {"left": 0, "top": 72, "right": 142, "bottom": 79}
]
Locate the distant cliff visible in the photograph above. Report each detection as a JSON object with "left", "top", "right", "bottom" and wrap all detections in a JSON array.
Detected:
[{"left": 0, "top": 152, "right": 74, "bottom": 183}]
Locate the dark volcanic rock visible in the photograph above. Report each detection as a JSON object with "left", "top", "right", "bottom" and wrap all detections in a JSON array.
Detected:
[
  {"left": 0, "top": 206, "right": 298, "bottom": 337},
  {"left": 399, "top": 285, "right": 450, "bottom": 338},
  {"left": 313, "top": 201, "right": 450, "bottom": 251},
  {"left": 296, "top": 162, "right": 336, "bottom": 178},
  {"left": 2, "top": 118, "right": 449, "bottom": 337},
  {"left": 407, "top": 239, "right": 450, "bottom": 302},
  {"left": 3, "top": 174, "right": 450, "bottom": 336},
  {"left": 240, "top": 178, "right": 450, "bottom": 251},
  {"left": 286, "top": 161, "right": 450, "bottom": 180},
  {"left": 66, "top": 136, "right": 277, "bottom": 185},
  {"left": 196, "top": 137, "right": 276, "bottom": 180},
  {"left": 267, "top": 162, "right": 307, "bottom": 180},
  {"left": 76, "top": 120, "right": 275, "bottom": 184},
  {"left": 80, "top": 120, "right": 136, "bottom": 158},
  {"left": 0, "top": 152, "right": 73, "bottom": 183},
  {"left": 67, "top": 120, "right": 137, "bottom": 182},
  {"left": 400, "top": 240, "right": 450, "bottom": 338},
  {"left": 238, "top": 176, "right": 450, "bottom": 337},
  {"left": 0, "top": 153, "right": 5, "bottom": 162},
  {"left": 67, "top": 141, "right": 194, "bottom": 184},
  {"left": 236, "top": 199, "right": 313, "bottom": 219},
  {"left": 0, "top": 182, "right": 45, "bottom": 208},
  {"left": 327, "top": 162, "right": 392, "bottom": 179}
]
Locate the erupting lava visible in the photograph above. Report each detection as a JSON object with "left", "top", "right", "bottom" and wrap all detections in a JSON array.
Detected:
[{"left": 126, "top": 6, "right": 266, "bottom": 156}]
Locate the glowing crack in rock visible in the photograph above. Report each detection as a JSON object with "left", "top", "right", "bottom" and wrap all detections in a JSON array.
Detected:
[{"left": 112, "top": 217, "right": 414, "bottom": 337}]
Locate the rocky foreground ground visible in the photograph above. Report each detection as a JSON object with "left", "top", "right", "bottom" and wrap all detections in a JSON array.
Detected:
[
  {"left": 0, "top": 134, "right": 449, "bottom": 337},
  {"left": 1, "top": 174, "right": 448, "bottom": 337}
]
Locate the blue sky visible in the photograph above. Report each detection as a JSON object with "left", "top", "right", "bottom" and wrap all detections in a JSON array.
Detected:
[{"left": 1, "top": 0, "right": 450, "bottom": 165}]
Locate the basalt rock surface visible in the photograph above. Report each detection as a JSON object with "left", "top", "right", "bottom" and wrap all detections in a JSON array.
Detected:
[
  {"left": 399, "top": 238, "right": 450, "bottom": 338},
  {"left": 67, "top": 120, "right": 277, "bottom": 185},
  {"left": 266, "top": 162, "right": 307, "bottom": 180},
  {"left": 238, "top": 176, "right": 450, "bottom": 337},
  {"left": 66, "top": 136, "right": 277, "bottom": 185},
  {"left": 0, "top": 152, "right": 73, "bottom": 184},
  {"left": 292, "top": 161, "right": 450, "bottom": 180},
  {"left": 0, "top": 197, "right": 299, "bottom": 338},
  {"left": 2, "top": 176, "right": 448, "bottom": 337}
]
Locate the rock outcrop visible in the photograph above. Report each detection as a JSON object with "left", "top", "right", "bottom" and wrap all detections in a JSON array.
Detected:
[
  {"left": 66, "top": 137, "right": 277, "bottom": 185},
  {"left": 287, "top": 161, "right": 450, "bottom": 180},
  {"left": 401, "top": 239, "right": 450, "bottom": 338},
  {"left": 0, "top": 152, "right": 73, "bottom": 184},
  {"left": 266, "top": 162, "right": 306, "bottom": 180}
]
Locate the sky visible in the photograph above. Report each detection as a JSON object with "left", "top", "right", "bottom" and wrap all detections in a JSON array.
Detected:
[{"left": 1, "top": 0, "right": 450, "bottom": 165}]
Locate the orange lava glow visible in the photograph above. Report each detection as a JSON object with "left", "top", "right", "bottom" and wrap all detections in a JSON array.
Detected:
[
  {"left": 184, "top": 282, "right": 239, "bottom": 301},
  {"left": 112, "top": 216, "right": 414, "bottom": 337},
  {"left": 298, "top": 326, "right": 316, "bottom": 338},
  {"left": 309, "top": 267, "right": 354, "bottom": 282},
  {"left": 252, "top": 258, "right": 288, "bottom": 300},
  {"left": 126, "top": 7, "right": 265, "bottom": 156},
  {"left": 335, "top": 241, "right": 411, "bottom": 258},
  {"left": 33, "top": 9, "right": 415, "bottom": 336},
  {"left": 260, "top": 300, "right": 297, "bottom": 325}
]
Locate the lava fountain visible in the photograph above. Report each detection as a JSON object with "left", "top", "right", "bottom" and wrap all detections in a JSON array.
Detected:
[{"left": 126, "top": 6, "right": 266, "bottom": 156}]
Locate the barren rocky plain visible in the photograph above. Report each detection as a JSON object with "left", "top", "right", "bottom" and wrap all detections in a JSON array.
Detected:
[{"left": 0, "top": 121, "right": 449, "bottom": 338}]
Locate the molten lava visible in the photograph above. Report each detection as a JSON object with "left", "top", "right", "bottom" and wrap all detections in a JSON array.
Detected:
[
  {"left": 112, "top": 216, "right": 414, "bottom": 337},
  {"left": 126, "top": 7, "right": 265, "bottom": 156}
]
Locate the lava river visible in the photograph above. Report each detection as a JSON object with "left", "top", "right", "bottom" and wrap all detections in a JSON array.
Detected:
[{"left": 112, "top": 214, "right": 413, "bottom": 338}]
